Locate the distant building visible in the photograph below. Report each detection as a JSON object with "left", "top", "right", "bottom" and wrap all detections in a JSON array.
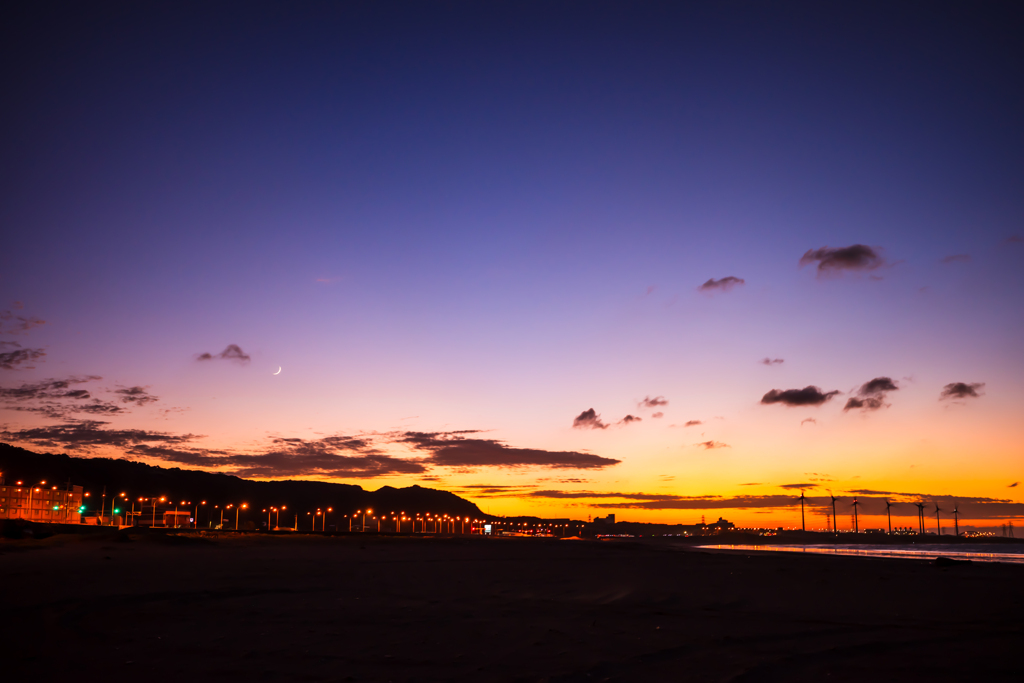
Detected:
[
  {"left": 593, "top": 514, "right": 616, "bottom": 525},
  {"left": 0, "top": 484, "right": 84, "bottom": 524},
  {"left": 706, "top": 517, "right": 734, "bottom": 531}
]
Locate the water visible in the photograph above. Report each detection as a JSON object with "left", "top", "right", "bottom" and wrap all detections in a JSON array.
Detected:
[{"left": 695, "top": 543, "right": 1024, "bottom": 565}]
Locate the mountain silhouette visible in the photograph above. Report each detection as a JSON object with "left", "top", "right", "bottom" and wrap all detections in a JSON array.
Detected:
[{"left": 0, "top": 443, "right": 485, "bottom": 524}]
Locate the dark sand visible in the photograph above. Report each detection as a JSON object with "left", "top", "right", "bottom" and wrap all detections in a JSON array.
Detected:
[{"left": 2, "top": 533, "right": 1022, "bottom": 682}]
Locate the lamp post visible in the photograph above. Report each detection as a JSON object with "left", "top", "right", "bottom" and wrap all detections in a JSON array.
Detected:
[
  {"left": 363, "top": 509, "right": 372, "bottom": 532},
  {"left": 235, "top": 503, "right": 247, "bottom": 531}
]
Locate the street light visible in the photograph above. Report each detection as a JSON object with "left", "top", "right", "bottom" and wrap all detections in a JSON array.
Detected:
[{"left": 235, "top": 503, "right": 247, "bottom": 531}]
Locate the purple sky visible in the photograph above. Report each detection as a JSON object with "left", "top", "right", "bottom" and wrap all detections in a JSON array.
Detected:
[{"left": 2, "top": 2, "right": 1023, "bottom": 527}]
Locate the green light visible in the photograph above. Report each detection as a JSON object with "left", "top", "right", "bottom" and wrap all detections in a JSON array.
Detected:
[
  {"left": 53, "top": 505, "right": 60, "bottom": 510},
  {"left": 113, "top": 508, "right": 120, "bottom": 514}
]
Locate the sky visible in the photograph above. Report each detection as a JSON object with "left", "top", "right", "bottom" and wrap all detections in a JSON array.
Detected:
[{"left": 2, "top": 1, "right": 1023, "bottom": 530}]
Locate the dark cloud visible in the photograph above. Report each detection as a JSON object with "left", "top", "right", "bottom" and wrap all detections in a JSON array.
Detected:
[
  {"left": 115, "top": 386, "right": 159, "bottom": 406},
  {"left": 761, "top": 386, "right": 839, "bottom": 407},
  {"left": 399, "top": 431, "right": 620, "bottom": 470},
  {"left": 697, "top": 276, "right": 745, "bottom": 292},
  {"left": 696, "top": 440, "right": 730, "bottom": 450},
  {"left": 1009, "top": 482, "right": 1019, "bottom": 488},
  {"left": 779, "top": 483, "right": 816, "bottom": 490},
  {"left": 0, "top": 420, "right": 197, "bottom": 451},
  {"left": 941, "top": 254, "right": 971, "bottom": 264},
  {"left": 639, "top": 396, "right": 668, "bottom": 408},
  {"left": 619, "top": 415, "right": 642, "bottom": 425},
  {"left": 572, "top": 408, "right": 608, "bottom": 430},
  {"left": 196, "top": 344, "right": 251, "bottom": 363},
  {"left": 940, "top": 382, "right": 985, "bottom": 400},
  {"left": 651, "top": 412, "right": 663, "bottom": 419},
  {"left": 0, "top": 376, "right": 101, "bottom": 401},
  {"left": 760, "top": 358, "right": 784, "bottom": 366},
  {"left": 529, "top": 489, "right": 1024, "bottom": 518},
  {"left": 844, "top": 376, "right": 898, "bottom": 412},
  {"left": 682, "top": 420, "right": 702, "bottom": 427},
  {"left": 219, "top": 437, "right": 422, "bottom": 479},
  {"left": 0, "top": 348, "right": 46, "bottom": 370},
  {"left": 800, "top": 244, "right": 884, "bottom": 273},
  {"left": 801, "top": 418, "right": 817, "bottom": 426},
  {"left": 0, "top": 310, "right": 46, "bottom": 334},
  {"left": 1, "top": 421, "right": 423, "bottom": 479}
]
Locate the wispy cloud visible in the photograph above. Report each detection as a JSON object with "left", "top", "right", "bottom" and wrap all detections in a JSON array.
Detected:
[
  {"left": 761, "top": 386, "right": 839, "bottom": 407},
  {"left": 698, "top": 276, "right": 745, "bottom": 293},
  {"left": 801, "top": 418, "right": 817, "bottom": 426},
  {"left": 651, "top": 412, "right": 663, "bottom": 419},
  {"left": 0, "top": 309, "right": 46, "bottom": 334},
  {"left": 696, "top": 440, "right": 730, "bottom": 450},
  {"left": 115, "top": 386, "right": 159, "bottom": 406},
  {"left": 941, "top": 254, "right": 971, "bottom": 264},
  {"left": 0, "top": 348, "right": 46, "bottom": 370},
  {"left": 939, "top": 382, "right": 984, "bottom": 400},
  {"left": 844, "top": 376, "right": 898, "bottom": 412},
  {"left": 639, "top": 396, "right": 668, "bottom": 408},
  {"left": 619, "top": 414, "right": 642, "bottom": 425},
  {"left": 760, "top": 357, "right": 784, "bottom": 366},
  {"left": 196, "top": 344, "right": 251, "bottom": 363}
]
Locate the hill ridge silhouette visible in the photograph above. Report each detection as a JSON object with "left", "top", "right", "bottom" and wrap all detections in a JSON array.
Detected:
[{"left": 0, "top": 443, "right": 485, "bottom": 524}]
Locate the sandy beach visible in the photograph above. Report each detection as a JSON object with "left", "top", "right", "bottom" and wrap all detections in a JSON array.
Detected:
[{"left": 1, "top": 532, "right": 1022, "bottom": 682}]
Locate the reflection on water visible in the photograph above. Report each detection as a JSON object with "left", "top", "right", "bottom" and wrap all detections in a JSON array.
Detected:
[{"left": 696, "top": 544, "right": 1024, "bottom": 565}]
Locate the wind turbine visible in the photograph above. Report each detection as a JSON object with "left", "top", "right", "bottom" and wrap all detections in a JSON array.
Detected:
[
  {"left": 885, "top": 499, "right": 893, "bottom": 535},
  {"left": 829, "top": 491, "right": 838, "bottom": 535},
  {"left": 934, "top": 503, "right": 942, "bottom": 536},
  {"left": 851, "top": 498, "right": 860, "bottom": 533},
  {"left": 953, "top": 505, "right": 959, "bottom": 537},
  {"left": 799, "top": 491, "right": 806, "bottom": 532},
  {"left": 915, "top": 502, "right": 926, "bottom": 535}
]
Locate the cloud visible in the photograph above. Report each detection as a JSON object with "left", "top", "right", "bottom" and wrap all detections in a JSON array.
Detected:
[
  {"left": 639, "top": 396, "right": 668, "bottom": 408},
  {"left": 651, "top": 412, "right": 663, "bottom": 419},
  {"left": 683, "top": 420, "right": 702, "bottom": 427},
  {"left": 696, "top": 440, "right": 730, "bottom": 450},
  {"left": 1009, "top": 482, "right": 1019, "bottom": 488},
  {"left": 940, "top": 382, "right": 985, "bottom": 400},
  {"left": 0, "top": 341, "right": 20, "bottom": 349},
  {"left": 0, "top": 376, "right": 101, "bottom": 401},
  {"left": 196, "top": 344, "right": 251, "bottom": 363},
  {"left": 844, "top": 376, "right": 898, "bottom": 412},
  {"left": 572, "top": 408, "right": 608, "bottom": 430},
  {"left": 779, "top": 483, "right": 816, "bottom": 490},
  {"left": 760, "top": 358, "right": 784, "bottom": 366},
  {"left": 526, "top": 489, "right": 1024, "bottom": 518},
  {"left": 0, "top": 310, "right": 46, "bottom": 334},
  {"left": 115, "top": 386, "right": 159, "bottom": 406},
  {"left": 619, "top": 415, "right": 642, "bottom": 425},
  {"left": 0, "top": 348, "right": 46, "bottom": 370},
  {"left": 399, "top": 431, "right": 620, "bottom": 470},
  {"left": 801, "top": 418, "right": 817, "bottom": 426},
  {"left": 1004, "top": 235, "right": 1023, "bottom": 244},
  {"left": 761, "top": 386, "right": 839, "bottom": 407},
  {"left": 941, "top": 254, "right": 971, "bottom": 264},
  {"left": 799, "top": 244, "right": 884, "bottom": 274},
  {"left": 698, "top": 276, "right": 745, "bottom": 293},
  {"left": 0, "top": 421, "right": 424, "bottom": 479}
]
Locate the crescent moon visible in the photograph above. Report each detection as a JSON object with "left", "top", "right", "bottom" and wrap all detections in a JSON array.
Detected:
[{"left": 273, "top": 367, "right": 282, "bottom": 375}]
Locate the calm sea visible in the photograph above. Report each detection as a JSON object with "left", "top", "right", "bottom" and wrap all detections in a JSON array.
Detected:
[{"left": 696, "top": 543, "right": 1024, "bottom": 565}]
